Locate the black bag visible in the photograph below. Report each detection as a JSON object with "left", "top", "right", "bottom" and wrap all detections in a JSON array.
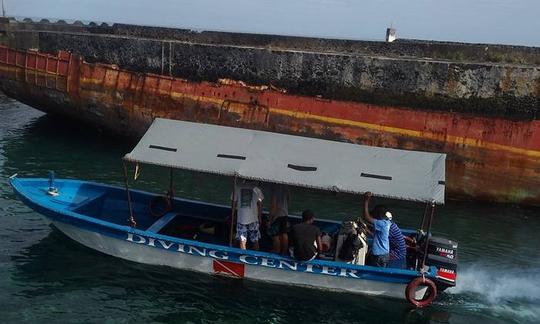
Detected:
[{"left": 338, "top": 233, "right": 364, "bottom": 261}]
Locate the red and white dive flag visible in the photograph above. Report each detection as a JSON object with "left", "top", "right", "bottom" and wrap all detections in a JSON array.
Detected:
[{"left": 213, "top": 260, "right": 245, "bottom": 278}]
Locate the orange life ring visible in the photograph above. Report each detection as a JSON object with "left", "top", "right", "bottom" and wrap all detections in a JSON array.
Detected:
[
  {"left": 405, "top": 277, "right": 437, "bottom": 308},
  {"left": 149, "top": 195, "right": 172, "bottom": 218}
]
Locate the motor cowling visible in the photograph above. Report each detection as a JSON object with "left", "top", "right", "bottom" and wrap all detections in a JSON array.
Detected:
[{"left": 424, "top": 236, "right": 458, "bottom": 288}]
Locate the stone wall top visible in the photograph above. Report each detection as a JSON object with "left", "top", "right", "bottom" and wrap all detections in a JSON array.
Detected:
[
  {"left": 107, "top": 23, "right": 540, "bottom": 66},
  {"left": 4, "top": 18, "right": 540, "bottom": 66}
]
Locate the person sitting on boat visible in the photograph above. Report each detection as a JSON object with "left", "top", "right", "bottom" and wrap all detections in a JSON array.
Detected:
[
  {"left": 362, "top": 192, "right": 391, "bottom": 267},
  {"left": 233, "top": 180, "right": 264, "bottom": 250},
  {"left": 290, "top": 209, "right": 322, "bottom": 261},
  {"left": 267, "top": 183, "right": 290, "bottom": 255}
]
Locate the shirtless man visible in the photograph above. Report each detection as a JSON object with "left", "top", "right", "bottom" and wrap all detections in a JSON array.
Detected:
[{"left": 267, "top": 184, "right": 290, "bottom": 255}]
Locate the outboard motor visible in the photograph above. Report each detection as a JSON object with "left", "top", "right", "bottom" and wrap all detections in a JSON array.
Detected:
[{"left": 422, "top": 236, "right": 458, "bottom": 289}]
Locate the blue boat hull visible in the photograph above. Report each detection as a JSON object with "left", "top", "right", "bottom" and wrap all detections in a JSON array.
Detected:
[{"left": 10, "top": 177, "right": 438, "bottom": 301}]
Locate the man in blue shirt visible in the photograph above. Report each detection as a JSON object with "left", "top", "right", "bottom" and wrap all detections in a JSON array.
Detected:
[{"left": 362, "top": 192, "right": 391, "bottom": 267}]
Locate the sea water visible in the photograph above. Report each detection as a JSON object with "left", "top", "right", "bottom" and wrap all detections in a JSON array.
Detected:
[{"left": 0, "top": 93, "right": 539, "bottom": 323}]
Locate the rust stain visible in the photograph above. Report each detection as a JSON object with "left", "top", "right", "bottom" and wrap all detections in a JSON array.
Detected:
[
  {"left": 446, "top": 63, "right": 460, "bottom": 95},
  {"left": 1, "top": 45, "right": 540, "bottom": 206},
  {"left": 500, "top": 67, "right": 514, "bottom": 92}
]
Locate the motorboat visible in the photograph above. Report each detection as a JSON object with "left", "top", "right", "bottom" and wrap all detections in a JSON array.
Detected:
[{"left": 10, "top": 118, "right": 458, "bottom": 307}]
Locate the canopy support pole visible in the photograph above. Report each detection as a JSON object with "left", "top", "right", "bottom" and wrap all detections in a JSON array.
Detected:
[
  {"left": 168, "top": 167, "right": 174, "bottom": 205},
  {"left": 123, "top": 161, "right": 136, "bottom": 227},
  {"left": 228, "top": 176, "right": 237, "bottom": 247},
  {"left": 419, "top": 203, "right": 429, "bottom": 232},
  {"left": 420, "top": 202, "right": 435, "bottom": 271}
]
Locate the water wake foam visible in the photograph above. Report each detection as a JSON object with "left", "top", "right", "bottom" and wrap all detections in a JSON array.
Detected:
[{"left": 448, "top": 264, "right": 540, "bottom": 304}]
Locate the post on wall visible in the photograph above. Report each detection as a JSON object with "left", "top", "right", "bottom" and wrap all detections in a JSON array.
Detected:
[{"left": 386, "top": 27, "right": 397, "bottom": 43}]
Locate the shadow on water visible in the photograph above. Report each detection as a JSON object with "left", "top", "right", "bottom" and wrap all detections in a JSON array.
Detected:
[
  {"left": 0, "top": 112, "right": 237, "bottom": 205},
  {"left": 0, "top": 113, "right": 132, "bottom": 183}
]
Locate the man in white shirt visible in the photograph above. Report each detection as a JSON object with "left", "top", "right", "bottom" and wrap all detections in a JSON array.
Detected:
[{"left": 233, "top": 180, "right": 264, "bottom": 250}]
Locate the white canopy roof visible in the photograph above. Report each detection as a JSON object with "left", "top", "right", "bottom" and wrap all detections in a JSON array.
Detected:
[{"left": 124, "top": 118, "right": 446, "bottom": 204}]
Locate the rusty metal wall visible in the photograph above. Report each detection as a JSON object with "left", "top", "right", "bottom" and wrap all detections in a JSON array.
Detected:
[{"left": 0, "top": 46, "right": 538, "bottom": 205}]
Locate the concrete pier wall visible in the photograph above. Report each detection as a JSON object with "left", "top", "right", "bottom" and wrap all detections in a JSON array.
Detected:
[{"left": 2, "top": 19, "right": 539, "bottom": 119}]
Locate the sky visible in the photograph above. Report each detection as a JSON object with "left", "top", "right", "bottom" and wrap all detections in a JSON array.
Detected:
[{"left": 6, "top": 0, "right": 540, "bottom": 46}]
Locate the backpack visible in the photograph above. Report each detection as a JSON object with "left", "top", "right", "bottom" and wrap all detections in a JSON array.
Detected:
[{"left": 338, "top": 232, "right": 364, "bottom": 261}]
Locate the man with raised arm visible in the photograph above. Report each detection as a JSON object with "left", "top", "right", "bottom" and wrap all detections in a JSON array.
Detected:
[{"left": 362, "top": 192, "right": 391, "bottom": 267}]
